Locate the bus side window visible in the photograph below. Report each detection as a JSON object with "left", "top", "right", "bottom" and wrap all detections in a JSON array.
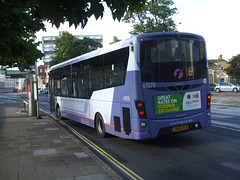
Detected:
[
  {"left": 89, "top": 55, "right": 103, "bottom": 91},
  {"left": 72, "top": 78, "right": 78, "bottom": 97},
  {"left": 61, "top": 75, "right": 68, "bottom": 97},
  {"left": 55, "top": 77, "right": 61, "bottom": 96},
  {"left": 77, "top": 61, "right": 91, "bottom": 99},
  {"left": 103, "top": 47, "right": 128, "bottom": 88}
]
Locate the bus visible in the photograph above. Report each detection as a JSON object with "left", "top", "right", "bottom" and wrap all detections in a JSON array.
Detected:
[{"left": 49, "top": 32, "right": 211, "bottom": 140}]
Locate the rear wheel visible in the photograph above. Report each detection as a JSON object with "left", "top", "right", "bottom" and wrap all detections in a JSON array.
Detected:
[
  {"left": 95, "top": 113, "right": 106, "bottom": 138},
  {"left": 233, "top": 88, "right": 238, "bottom": 93}
]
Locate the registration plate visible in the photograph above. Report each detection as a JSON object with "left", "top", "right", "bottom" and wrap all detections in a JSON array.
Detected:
[{"left": 173, "top": 124, "right": 189, "bottom": 132}]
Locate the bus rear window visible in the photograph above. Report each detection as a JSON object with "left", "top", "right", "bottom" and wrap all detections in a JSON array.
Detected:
[{"left": 140, "top": 39, "right": 207, "bottom": 82}]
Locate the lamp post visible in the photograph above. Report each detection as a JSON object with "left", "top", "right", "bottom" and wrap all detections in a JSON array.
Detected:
[{"left": 35, "top": 60, "right": 41, "bottom": 119}]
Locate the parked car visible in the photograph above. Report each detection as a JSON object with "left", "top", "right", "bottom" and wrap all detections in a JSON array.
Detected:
[
  {"left": 209, "top": 83, "right": 217, "bottom": 91},
  {"left": 42, "top": 88, "right": 48, "bottom": 94},
  {"left": 38, "top": 88, "right": 42, "bottom": 93},
  {"left": 214, "top": 82, "right": 240, "bottom": 92}
]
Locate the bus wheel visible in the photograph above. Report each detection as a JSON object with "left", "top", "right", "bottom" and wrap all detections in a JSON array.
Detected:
[
  {"left": 95, "top": 113, "right": 106, "bottom": 138},
  {"left": 56, "top": 106, "right": 62, "bottom": 120}
]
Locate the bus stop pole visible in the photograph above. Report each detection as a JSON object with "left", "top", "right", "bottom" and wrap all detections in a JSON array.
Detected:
[{"left": 35, "top": 61, "right": 41, "bottom": 119}]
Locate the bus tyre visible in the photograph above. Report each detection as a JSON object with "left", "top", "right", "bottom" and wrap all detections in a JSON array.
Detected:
[
  {"left": 95, "top": 114, "right": 106, "bottom": 138},
  {"left": 57, "top": 107, "right": 62, "bottom": 120}
]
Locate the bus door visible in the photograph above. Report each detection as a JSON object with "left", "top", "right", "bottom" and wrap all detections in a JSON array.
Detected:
[{"left": 49, "top": 78, "right": 55, "bottom": 113}]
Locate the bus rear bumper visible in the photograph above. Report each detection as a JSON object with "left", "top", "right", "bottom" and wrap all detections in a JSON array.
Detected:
[
  {"left": 147, "top": 112, "right": 211, "bottom": 139},
  {"left": 130, "top": 131, "right": 151, "bottom": 140},
  {"left": 131, "top": 121, "right": 205, "bottom": 140},
  {"left": 156, "top": 122, "right": 202, "bottom": 137}
]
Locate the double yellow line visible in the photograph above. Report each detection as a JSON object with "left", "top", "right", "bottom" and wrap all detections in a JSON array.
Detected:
[{"left": 41, "top": 109, "right": 143, "bottom": 180}]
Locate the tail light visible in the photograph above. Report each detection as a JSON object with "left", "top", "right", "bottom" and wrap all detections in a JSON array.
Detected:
[
  {"left": 207, "top": 93, "right": 211, "bottom": 109},
  {"left": 135, "top": 100, "right": 147, "bottom": 118}
]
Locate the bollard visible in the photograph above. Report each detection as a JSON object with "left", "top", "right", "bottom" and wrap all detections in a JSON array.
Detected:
[{"left": 28, "top": 92, "right": 36, "bottom": 116}]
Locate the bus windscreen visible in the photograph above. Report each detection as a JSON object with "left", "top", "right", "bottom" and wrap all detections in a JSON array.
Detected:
[{"left": 140, "top": 38, "right": 207, "bottom": 82}]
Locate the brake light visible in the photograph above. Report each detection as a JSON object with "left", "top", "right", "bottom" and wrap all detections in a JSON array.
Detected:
[
  {"left": 139, "top": 111, "right": 145, "bottom": 116},
  {"left": 135, "top": 100, "right": 147, "bottom": 118},
  {"left": 207, "top": 93, "right": 211, "bottom": 109}
]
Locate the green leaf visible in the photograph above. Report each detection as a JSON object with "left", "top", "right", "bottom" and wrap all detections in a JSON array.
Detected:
[{"left": 123, "top": 0, "right": 179, "bottom": 35}]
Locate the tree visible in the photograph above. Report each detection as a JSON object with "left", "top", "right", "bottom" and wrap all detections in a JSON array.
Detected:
[
  {"left": 123, "top": 0, "right": 178, "bottom": 35},
  {"left": 226, "top": 54, "right": 240, "bottom": 84},
  {"left": 0, "top": 0, "right": 147, "bottom": 70},
  {"left": 110, "top": 36, "right": 122, "bottom": 44},
  {"left": 0, "top": 0, "right": 45, "bottom": 71},
  {"left": 50, "top": 32, "right": 102, "bottom": 66}
]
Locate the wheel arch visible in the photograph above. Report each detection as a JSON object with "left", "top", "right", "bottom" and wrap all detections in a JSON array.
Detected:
[
  {"left": 215, "top": 88, "right": 221, "bottom": 92},
  {"left": 233, "top": 87, "right": 238, "bottom": 92},
  {"left": 93, "top": 108, "right": 106, "bottom": 127},
  {"left": 94, "top": 112, "right": 101, "bottom": 128}
]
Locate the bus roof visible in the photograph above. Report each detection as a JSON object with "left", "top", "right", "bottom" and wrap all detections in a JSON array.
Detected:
[
  {"left": 135, "top": 32, "right": 204, "bottom": 43},
  {"left": 49, "top": 32, "right": 204, "bottom": 72},
  {"left": 49, "top": 36, "right": 135, "bottom": 72}
]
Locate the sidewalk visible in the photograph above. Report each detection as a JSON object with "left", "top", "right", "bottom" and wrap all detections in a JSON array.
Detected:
[
  {"left": 211, "top": 92, "right": 240, "bottom": 107},
  {"left": 0, "top": 100, "right": 121, "bottom": 180}
]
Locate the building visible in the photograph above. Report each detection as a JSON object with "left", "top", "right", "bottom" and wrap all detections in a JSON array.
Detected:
[
  {"left": 42, "top": 36, "right": 56, "bottom": 64},
  {"left": 208, "top": 55, "right": 231, "bottom": 83},
  {"left": 42, "top": 32, "right": 103, "bottom": 65},
  {"left": 0, "top": 70, "right": 16, "bottom": 92},
  {"left": 38, "top": 65, "right": 48, "bottom": 92}
]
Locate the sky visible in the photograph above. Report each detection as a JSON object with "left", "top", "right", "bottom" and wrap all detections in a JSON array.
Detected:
[{"left": 36, "top": 0, "right": 240, "bottom": 60}]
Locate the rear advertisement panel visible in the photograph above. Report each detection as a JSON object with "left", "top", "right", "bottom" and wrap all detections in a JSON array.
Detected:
[{"left": 155, "top": 91, "right": 201, "bottom": 115}]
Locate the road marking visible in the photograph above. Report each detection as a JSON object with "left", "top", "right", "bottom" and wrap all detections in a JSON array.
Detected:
[{"left": 40, "top": 109, "right": 143, "bottom": 180}]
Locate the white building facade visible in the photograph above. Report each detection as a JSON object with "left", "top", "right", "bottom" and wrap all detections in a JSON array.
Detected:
[{"left": 0, "top": 70, "right": 16, "bottom": 92}]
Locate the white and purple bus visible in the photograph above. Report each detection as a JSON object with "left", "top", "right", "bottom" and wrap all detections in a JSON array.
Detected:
[{"left": 49, "top": 32, "right": 211, "bottom": 140}]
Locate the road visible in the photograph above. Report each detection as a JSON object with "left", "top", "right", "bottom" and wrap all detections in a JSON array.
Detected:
[{"left": 2, "top": 93, "right": 240, "bottom": 179}]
